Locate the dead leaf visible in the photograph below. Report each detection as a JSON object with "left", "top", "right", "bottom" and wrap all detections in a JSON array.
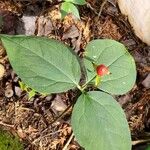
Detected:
[
  {"left": 37, "top": 16, "right": 53, "bottom": 36},
  {"left": 62, "top": 25, "right": 79, "bottom": 40}
]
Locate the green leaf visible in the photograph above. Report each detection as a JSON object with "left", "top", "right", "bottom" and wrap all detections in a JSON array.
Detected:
[
  {"left": 72, "top": 91, "right": 131, "bottom": 150},
  {"left": 61, "top": 2, "right": 80, "bottom": 19},
  {"left": 64, "top": 0, "right": 86, "bottom": 5},
  {"left": 1, "top": 35, "right": 81, "bottom": 94},
  {"left": 84, "top": 39, "right": 136, "bottom": 95}
]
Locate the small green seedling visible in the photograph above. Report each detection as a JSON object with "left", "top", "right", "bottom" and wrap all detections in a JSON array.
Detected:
[
  {"left": 0, "top": 35, "right": 136, "bottom": 150},
  {"left": 19, "top": 81, "right": 36, "bottom": 99},
  {"left": 60, "top": 0, "right": 86, "bottom": 19},
  {"left": 0, "top": 129, "right": 23, "bottom": 150}
]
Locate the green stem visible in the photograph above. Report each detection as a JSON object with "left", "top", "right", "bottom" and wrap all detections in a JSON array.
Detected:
[
  {"left": 80, "top": 75, "right": 97, "bottom": 91},
  {"left": 95, "top": 75, "right": 101, "bottom": 87}
]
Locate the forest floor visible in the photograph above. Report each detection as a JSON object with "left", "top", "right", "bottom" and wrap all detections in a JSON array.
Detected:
[{"left": 0, "top": 0, "right": 149, "bottom": 150}]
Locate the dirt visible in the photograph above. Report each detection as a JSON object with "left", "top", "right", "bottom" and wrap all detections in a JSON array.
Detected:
[{"left": 0, "top": 0, "right": 149, "bottom": 150}]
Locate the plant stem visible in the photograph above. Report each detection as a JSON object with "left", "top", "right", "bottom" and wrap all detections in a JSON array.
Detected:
[
  {"left": 62, "top": 133, "right": 74, "bottom": 150},
  {"left": 83, "top": 75, "right": 96, "bottom": 88}
]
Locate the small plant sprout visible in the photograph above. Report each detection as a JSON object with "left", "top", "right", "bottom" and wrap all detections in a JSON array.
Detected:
[
  {"left": 0, "top": 35, "right": 136, "bottom": 150},
  {"left": 19, "top": 81, "right": 36, "bottom": 99},
  {"left": 60, "top": 0, "right": 86, "bottom": 19}
]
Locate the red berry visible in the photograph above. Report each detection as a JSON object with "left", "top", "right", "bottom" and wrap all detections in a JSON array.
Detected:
[{"left": 96, "top": 64, "right": 110, "bottom": 76}]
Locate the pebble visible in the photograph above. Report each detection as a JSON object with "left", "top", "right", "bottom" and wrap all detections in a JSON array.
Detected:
[
  {"left": 5, "top": 89, "right": 14, "bottom": 98},
  {"left": 45, "top": 95, "right": 52, "bottom": 101},
  {"left": 21, "top": 16, "right": 36, "bottom": 35},
  {"left": 51, "top": 95, "right": 67, "bottom": 112},
  {"left": 15, "top": 86, "right": 22, "bottom": 97},
  {"left": 142, "top": 74, "right": 150, "bottom": 88}
]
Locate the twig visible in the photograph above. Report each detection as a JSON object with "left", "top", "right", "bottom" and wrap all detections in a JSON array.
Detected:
[
  {"left": 62, "top": 133, "right": 74, "bottom": 150},
  {"left": 132, "top": 139, "right": 150, "bottom": 146},
  {"left": 50, "top": 105, "right": 72, "bottom": 125},
  {"left": 86, "top": 2, "right": 98, "bottom": 15},
  {"left": 98, "top": 0, "right": 108, "bottom": 18},
  {"left": 87, "top": 0, "right": 108, "bottom": 22},
  {"left": 0, "top": 121, "right": 14, "bottom": 128},
  {"left": 32, "top": 129, "right": 64, "bottom": 144}
]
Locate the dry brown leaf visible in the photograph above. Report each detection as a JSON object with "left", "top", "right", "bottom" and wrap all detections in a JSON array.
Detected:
[
  {"left": 83, "top": 19, "right": 91, "bottom": 43},
  {"left": 100, "top": 17, "right": 122, "bottom": 40}
]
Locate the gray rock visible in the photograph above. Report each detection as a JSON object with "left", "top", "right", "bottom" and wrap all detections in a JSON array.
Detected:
[
  {"left": 5, "top": 89, "right": 14, "bottom": 98},
  {"left": 142, "top": 74, "right": 150, "bottom": 88},
  {"left": 15, "top": 86, "right": 22, "bottom": 97},
  {"left": 51, "top": 95, "right": 67, "bottom": 112},
  {"left": 23, "top": 16, "right": 36, "bottom": 35}
]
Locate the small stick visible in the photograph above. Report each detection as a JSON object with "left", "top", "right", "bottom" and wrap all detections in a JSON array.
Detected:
[
  {"left": 50, "top": 105, "right": 72, "bottom": 125},
  {"left": 132, "top": 139, "right": 150, "bottom": 146},
  {"left": 0, "top": 121, "right": 14, "bottom": 128},
  {"left": 86, "top": 2, "right": 98, "bottom": 15},
  {"left": 62, "top": 133, "right": 74, "bottom": 150},
  {"left": 98, "top": 0, "right": 108, "bottom": 18}
]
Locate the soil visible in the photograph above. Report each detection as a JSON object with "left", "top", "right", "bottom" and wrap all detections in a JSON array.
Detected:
[{"left": 0, "top": 0, "right": 149, "bottom": 150}]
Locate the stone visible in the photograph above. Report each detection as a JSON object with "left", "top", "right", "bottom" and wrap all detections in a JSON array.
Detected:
[
  {"left": 51, "top": 95, "right": 67, "bottom": 112},
  {"left": 5, "top": 89, "right": 14, "bottom": 98},
  {"left": 142, "top": 74, "right": 150, "bottom": 88},
  {"left": 118, "top": 0, "right": 150, "bottom": 45}
]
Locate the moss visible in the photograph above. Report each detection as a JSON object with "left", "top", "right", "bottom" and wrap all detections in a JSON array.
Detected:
[
  {"left": 146, "top": 145, "right": 150, "bottom": 150},
  {"left": 0, "top": 130, "right": 24, "bottom": 150}
]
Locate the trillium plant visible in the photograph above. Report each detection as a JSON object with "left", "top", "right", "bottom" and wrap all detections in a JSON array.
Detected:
[{"left": 0, "top": 34, "right": 136, "bottom": 150}]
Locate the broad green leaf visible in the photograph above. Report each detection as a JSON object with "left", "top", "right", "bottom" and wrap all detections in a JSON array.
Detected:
[
  {"left": 64, "top": 0, "right": 86, "bottom": 5},
  {"left": 72, "top": 91, "right": 131, "bottom": 150},
  {"left": 0, "top": 35, "right": 81, "bottom": 94},
  {"left": 61, "top": 2, "right": 80, "bottom": 19},
  {"left": 84, "top": 39, "right": 136, "bottom": 95}
]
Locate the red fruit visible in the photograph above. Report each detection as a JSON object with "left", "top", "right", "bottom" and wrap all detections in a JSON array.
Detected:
[{"left": 96, "top": 64, "right": 110, "bottom": 76}]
